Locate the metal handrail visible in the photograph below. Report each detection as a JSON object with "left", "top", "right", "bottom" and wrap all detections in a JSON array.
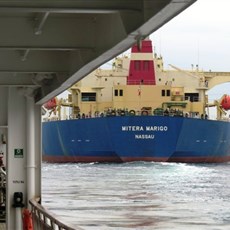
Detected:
[
  {"left": 29, "top": 198, "right": 82, "bottom": 230},
  {"left": 126, "top": 80, "right": 155, "bottom": 84}
]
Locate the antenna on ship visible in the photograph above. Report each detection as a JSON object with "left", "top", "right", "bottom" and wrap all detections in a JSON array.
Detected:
[{"left": 197, "top": 39, "right": 200, "bottom": 71}]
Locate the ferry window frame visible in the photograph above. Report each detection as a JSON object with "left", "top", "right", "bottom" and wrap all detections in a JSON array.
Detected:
[{"left": 81, "top": 92, "right": 96, "bottom": 102}]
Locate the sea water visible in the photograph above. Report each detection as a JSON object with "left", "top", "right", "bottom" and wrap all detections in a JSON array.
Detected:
[{"left": 42, "top": 162, "right": 230, "bottom": 230}]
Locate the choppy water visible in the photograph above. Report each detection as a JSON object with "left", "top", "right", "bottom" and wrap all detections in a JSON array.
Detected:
[{"left": 42, "top": 162, "right": 230, "bottom": 230}]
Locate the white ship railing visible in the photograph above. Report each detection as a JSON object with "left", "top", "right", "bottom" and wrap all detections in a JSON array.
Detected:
[
  {"left": 29, "top": 198, "right": 82, "bottom": 230},
  {"left": 126, "top": 80, "right": 155, "bottom": 84}
]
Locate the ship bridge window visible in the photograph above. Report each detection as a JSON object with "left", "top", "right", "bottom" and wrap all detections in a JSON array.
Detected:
[
  {"left": 114, "top": 89, "right": 123, "bottom": 97},
  {"left": 185, "top": 93, "right": 199, "bottom": 102},
  {"left": 162, "top": 90, "right": 171, "bottom": 97},
  {"left": 81, "top": 92, "right": 96, "bottom": 101}
]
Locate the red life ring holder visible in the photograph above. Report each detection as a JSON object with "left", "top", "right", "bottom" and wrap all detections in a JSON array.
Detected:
[{"left": 22, "top": 209, "right": 33, "bottom": 230}]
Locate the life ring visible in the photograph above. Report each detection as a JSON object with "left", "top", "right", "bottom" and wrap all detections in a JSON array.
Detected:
[
  {"left": 141, "top": 110, "right": 148, "bottom": 116},
  {"left": 129, "top": 110, "right": 136, "bottom": 116},
  {"left": 120, "top": 110, "right": 125, "bottom": 116},
  {"left": 110, "top": 111, "right": 116, "bottom": 116}
]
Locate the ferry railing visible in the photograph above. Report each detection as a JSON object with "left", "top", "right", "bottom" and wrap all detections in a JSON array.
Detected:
[
  {"left": 29, "top": 198, "right": 82, "bottom": 230},
  {"left": 0, "top": 167, "right": 6, "bottom": 223}
]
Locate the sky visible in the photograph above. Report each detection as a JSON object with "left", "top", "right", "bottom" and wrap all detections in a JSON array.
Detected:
[{"left": 151, "top": 0, "right": 230, "bottom": 72}]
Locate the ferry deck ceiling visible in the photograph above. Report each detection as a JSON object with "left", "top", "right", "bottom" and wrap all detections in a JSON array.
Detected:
[{"left": 0, "top": 0, "right": 196, "bottom": 104}]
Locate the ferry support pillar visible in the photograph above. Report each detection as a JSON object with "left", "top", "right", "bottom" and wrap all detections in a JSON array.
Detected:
[
  {"left": 7, "top": 88, "right": 42, "bottom": 230},
  {"left": 26, "top": 97, "right": 36, "bottom": 208}
]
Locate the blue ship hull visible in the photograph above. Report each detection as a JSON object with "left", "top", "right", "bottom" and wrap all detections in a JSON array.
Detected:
[{"left": 42, "top": 116, "right": 230, "bottom": 163}]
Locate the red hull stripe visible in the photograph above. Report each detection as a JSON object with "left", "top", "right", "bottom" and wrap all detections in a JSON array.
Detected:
[{"left": 43, "top": 155, "right": 230, "bottom": 164}]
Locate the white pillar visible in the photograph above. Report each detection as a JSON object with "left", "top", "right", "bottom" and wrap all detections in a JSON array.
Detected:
[
  {"left": 7, "top": 88, "right": 27, "bottom": 230},
  {"left": 15, "top": 208, "right": 22, "bottom": 230},
  {"left": 7, "top": 88, "right": 42, "bottom": 229},
  {"left": 26, "top": 97, "right": 36, "bottom": 207}
]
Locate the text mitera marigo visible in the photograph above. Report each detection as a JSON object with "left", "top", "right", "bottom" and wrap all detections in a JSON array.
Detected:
[{"left": 121, "top": 125, "right": 168, "bottom": 139}]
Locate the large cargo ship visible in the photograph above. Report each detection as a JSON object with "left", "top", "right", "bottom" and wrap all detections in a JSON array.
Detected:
[{"left": 42, "top": 39, "right": 230, "bottom": 163}]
